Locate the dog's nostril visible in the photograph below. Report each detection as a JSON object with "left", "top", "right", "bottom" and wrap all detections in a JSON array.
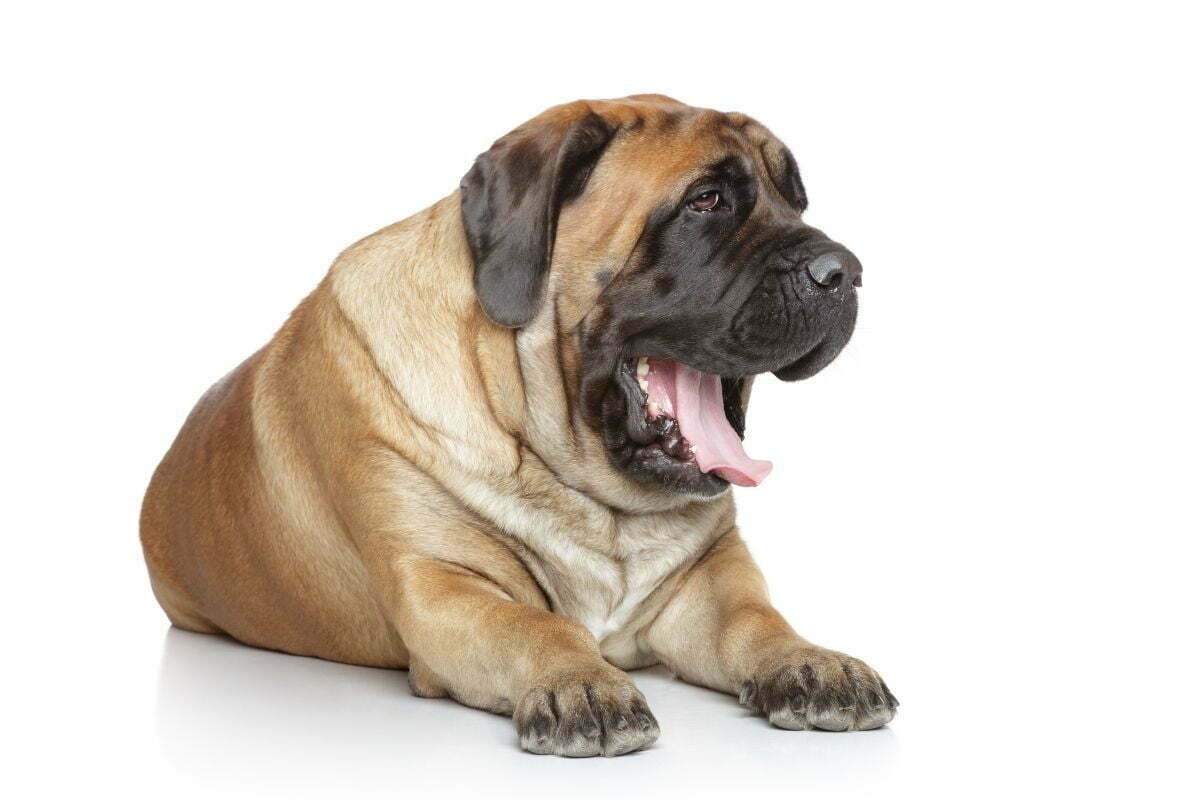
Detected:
[{"left": 807, "top": 251, "right": 862, "bottom": 288}]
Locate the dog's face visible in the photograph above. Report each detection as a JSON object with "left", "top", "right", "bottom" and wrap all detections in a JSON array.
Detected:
[{"left": 462, "top": 95, "right": 860, "bottom": 498}]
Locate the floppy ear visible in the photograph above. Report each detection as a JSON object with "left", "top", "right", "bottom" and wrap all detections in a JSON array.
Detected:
[
  {"left": 761, "top": 138, "right": 808, "bottom": 212},
  {"left": 460, "top": 108, "right": 615, "bottom": 328}
]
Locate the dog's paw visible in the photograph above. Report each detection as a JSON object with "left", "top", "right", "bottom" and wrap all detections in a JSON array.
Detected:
[
  {"left": 515, "top": 668, "right": 659, "bottom": 757},
  {"left": 739, "top": 648, "right": 897, "bottom": 731}
]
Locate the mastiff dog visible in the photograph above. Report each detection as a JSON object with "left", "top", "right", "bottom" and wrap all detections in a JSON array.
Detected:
[{"left": 141, "top": 94, "right": 896, "bottom": 757}]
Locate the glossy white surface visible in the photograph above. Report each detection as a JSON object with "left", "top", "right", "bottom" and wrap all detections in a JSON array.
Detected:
[
  {"left": 29, "top": 623, "right": 1184, "bottom": 798},
  {"left": 156, "top": 630, "right": 897, "bottom": 795}
]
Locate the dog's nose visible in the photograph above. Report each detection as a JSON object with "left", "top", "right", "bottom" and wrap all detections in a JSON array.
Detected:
[{"left": 807, "top": 250, "right": 863, "bottom": 288}]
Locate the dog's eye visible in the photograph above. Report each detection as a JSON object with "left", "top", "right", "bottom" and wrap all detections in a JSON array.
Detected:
[{"left": 687, "top": 190, "right": 722, "bottom": 213}]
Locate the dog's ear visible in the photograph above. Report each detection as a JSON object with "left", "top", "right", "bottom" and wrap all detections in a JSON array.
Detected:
[
  {"left": 760, "top": 136, "right": 807, "bottom": 212},
  {"left": 460, "top": 106, "right": 615, "bottom": 328}
]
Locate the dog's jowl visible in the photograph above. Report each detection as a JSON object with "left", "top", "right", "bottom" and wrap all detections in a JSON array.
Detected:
[{"left": 140, "top": 94, "right": 896, "bottom": 757}]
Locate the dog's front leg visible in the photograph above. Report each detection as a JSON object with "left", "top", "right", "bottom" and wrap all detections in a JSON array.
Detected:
[
  {"left": 644, "top": 530, "right": 897, "bottom": 731},
  {"left": 394, "top": 559, "right": 659, "bottom": 756}
]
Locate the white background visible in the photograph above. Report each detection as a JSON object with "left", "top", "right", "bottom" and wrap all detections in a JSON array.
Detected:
[{"left": 3, "top": 2, "right": 1197, "bottom": 797}]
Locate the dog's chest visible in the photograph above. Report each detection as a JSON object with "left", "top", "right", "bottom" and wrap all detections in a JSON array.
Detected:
[
  {"left": 447, "top": 456, "right": 731, "bottom": 650},
  {"left": 532, "top": 513, "right": 718, "bottom": 646}
]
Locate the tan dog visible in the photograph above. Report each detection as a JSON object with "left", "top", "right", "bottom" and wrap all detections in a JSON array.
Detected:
[{"left": 141, "top": 94, "right": 896, "bottom": 757}]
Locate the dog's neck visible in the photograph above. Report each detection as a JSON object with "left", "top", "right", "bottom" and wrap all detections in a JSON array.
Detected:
[{"left": 328, "top": 193, "right": 724, "bottom": 518}]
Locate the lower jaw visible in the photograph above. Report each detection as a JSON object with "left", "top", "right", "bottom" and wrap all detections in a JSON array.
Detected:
[
  {"left": 613, "top": 444, "right": 731, "bottom": 497},
  {"left": 599, "top": 359, "right": 739, "bottom": 497}
]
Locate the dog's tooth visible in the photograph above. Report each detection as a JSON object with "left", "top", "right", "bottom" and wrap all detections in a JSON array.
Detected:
[
  {"left": 638, "top": 377, "right": 649, "bottom": 392},
  {"left": 648, "top": 401, "right": 660, "bottom": 416},
  {"left": 637, "top": 357, "right": 649, "bottom": 377}
]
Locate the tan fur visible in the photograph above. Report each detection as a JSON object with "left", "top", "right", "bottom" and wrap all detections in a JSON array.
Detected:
[{"left": 141, "top": 95, "right": 894, "bottom": 755}]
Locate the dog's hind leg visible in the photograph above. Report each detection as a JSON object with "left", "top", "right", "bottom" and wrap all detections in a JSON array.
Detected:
[{"left": 146, "top": 572, "right": 220, "bottom": 634}]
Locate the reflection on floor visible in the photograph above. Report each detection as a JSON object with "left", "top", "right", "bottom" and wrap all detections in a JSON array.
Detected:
[{"left": 156, "top": 628, "right": 897, "bottom": 795}]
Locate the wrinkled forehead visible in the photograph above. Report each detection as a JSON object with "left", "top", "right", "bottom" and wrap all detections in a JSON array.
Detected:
[
  {"left": 592, "top": 104, "right": 771, "bottom": 202},
  {"left": 556, "top": 106, "right": 770, "bottom": 251},
  {"left": 550, "top": 104, "right": 781, "bottom": 326}
]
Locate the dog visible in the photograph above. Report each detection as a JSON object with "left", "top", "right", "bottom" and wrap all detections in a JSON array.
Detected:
[{"left": 140, "top": 94, "right": 896, "bottom": 757}]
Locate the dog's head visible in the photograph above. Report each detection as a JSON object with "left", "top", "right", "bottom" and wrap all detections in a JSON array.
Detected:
[{"left": 461, "top": 95, "right": 860, "bottom": 499}]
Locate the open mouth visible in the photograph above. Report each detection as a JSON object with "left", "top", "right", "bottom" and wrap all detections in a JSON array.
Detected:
[{"left": 615, "top": 357, "right": 773, "bottom": 487}]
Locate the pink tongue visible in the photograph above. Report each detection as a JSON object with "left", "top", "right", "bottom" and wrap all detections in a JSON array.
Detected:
[{"left": 645, "top": 358, "right": 773, "bottom": 487}]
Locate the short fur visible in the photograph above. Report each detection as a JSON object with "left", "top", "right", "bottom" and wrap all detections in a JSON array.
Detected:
[{"left": 141, "top": 95, "right": 895, "bottom": 757}]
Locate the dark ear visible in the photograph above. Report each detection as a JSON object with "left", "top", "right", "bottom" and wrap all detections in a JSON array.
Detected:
[
  {"left": 460, "top": 109, "right": 615, "bottom": 328},
  {"left": 761, "top": 138, "right": 808, "bottom": 211}
]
